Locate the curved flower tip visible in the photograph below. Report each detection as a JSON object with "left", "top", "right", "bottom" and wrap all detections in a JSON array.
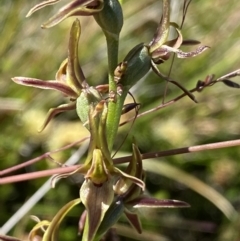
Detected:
[
  {"left": 26, "top": 0, "right": 60, "bottom": 17},
  {"left": 174, "top": 45, "right": 210, "bottom": 59},
  {"left": 38, "top": 102, "right": 76, "bottom": 132},
  {"left": 151, "top": 45, "right": 209, "bottom": 63},
  {"left": 28, "top": 199, "right": 81, "bottom": 241},
  {"left": 12, "top": 18, "right": 88, "bottom": 131},
  {"left": 26, "top": 0, "right": 103, "bottom": 28},
  {"left": 127, "top": 197, "right": 190, "bottom": 209},
  {"left": 12, "top": 76, "right": 79, "bottom": 131},
  {"left": 12, "top": 77, "right": 78, "bottom": 98},
  {"left": 149, "top": 0, "right": 170, "bottom": 52},
  {"left": 124, "top": 209, "right": 142, "bottom": 234},
  {"left": 148, "top": 0, "right": 209, "bottom": 64},
  {"left": 122, "top": 197, "right": 189, "bottom": 233},
  {"left": 114, "top": 142, "right": 145, "bottom": 198},
  {"left": 28, "top": 220, "right": 50, "bottom": 241}
]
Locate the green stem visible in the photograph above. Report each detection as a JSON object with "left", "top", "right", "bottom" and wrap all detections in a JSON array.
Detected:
[{"left": 105, "top": 34, "right": 125, "bottom": 152}]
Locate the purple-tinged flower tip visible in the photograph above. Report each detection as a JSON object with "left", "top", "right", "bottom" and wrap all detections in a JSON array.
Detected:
[
  {"left": 67, "top": 19, "right": 85, "bottom": 93},
  {"left": 127, "top": 197, "right": 190, "bottom": 209},
  {"left": 12, "top": 77, "right": 78, "bottom": 98},
  {"left": 124, "top": 209, "right": 142, "bottom": 234},
  {"left": 26, "top": 0, "right": 103, "bottom": 29},
  {"left": 26, "top": 0, "right": 61, "bottom": 17},
  {"left": 38, "top": 102, "right": 76, "bottom": 132},
  {"left": 149, "top": 0, "right": 170, "bottom": 52}
]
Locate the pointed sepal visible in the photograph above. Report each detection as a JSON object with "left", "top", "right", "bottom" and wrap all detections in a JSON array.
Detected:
[{"left": 80, "top": 180, "right": 114, "bottom": 241}]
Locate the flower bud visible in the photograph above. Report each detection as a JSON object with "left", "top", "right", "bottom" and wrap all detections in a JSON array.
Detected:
[
  {"left": 94, "top": 0, "right": 123, "bottom": 38},
  {"left": 116, "top": 43, "right": 151, "bottom": 90},
  {"left": 76, "top": 87, "right": 102, "bottom": 128}
]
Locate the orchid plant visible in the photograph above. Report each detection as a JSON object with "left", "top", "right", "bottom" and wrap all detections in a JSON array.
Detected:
[{"left": 1, "top": 0, "right": 240, "bottom": 241}]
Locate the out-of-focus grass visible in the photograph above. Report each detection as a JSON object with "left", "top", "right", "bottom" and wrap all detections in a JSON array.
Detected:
[{"left": 1, "top": 1, "right": 240, "bottom": 241}]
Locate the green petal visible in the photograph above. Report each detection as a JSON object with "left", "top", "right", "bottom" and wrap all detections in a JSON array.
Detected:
[
  {"left": 114, "top": 167, "right": 145, "bottom": 191},
  {"left": 29, "top": 220, "right": 50, "bottom": 241},
  {"left": 51, "top": 164, "right": 88, "bottom": 188},
  {"left": 67, "top": 19, "right": 85, "bottom": 94},
  {"left": 85, "top": 149, "right": 109, "bottom": 184},
  {"left": 118, "top": 43, "right": 151, "bottom": 90},
  {"left": 114, "top": 142, "right": 143, "bottom": 196}
]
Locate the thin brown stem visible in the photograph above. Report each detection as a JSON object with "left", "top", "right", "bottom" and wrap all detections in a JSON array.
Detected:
[
  {"left": 0, "top": 165, "right": 79, "bottom": 184},
  {"left": 114, "top": 139, "right": 240, "bottom": 164},
  {"left": 2, "top": 138, "right": 240, "bottom": 184},
  {"left": 0, "top": 137, "right": 89, "bottom": 177},
  {"left": 121, "top": 85, "right": 197, "bottom": 126},
  {"left": 123, "top": 68, "right": 240, "bottom": 125}
]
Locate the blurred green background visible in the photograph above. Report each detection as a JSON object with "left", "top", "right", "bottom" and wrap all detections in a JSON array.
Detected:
[{"left": 1, "top": 0, "right": 240, "bottom": 241}]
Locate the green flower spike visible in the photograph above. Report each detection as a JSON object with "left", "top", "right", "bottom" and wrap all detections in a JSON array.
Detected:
[
  {"left": 52, "top": 100, "right": 145, "bottom": 188},
  {"left": 12, "top": 19, "right": 85, "bottom": 131},
  {"left": 91, "top": 0, "right": 123, "bottom": 153},
  {"left": 51, "top": 99, "right": 144, "bottom": 241},
  {"left": 26, "top": 0, "right": 104, "bottom": 28}
]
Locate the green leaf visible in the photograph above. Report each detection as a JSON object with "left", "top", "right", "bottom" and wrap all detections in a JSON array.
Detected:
[
  {"left": 94, "top": 197, "right": 125, "bottom": 240},
  {"left": 118, "top": 43, "right": 151, "bottom": 90}
]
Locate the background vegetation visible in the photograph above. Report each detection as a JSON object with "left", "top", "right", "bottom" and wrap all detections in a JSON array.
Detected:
[{"left": 0, "top": 0, "right": 240, "bottom": 240}]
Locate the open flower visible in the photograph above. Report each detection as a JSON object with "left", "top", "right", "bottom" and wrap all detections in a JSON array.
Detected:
[
  {"left": 26, "top": 0, "right": 104, "bottom": 28},
  {"left": 12, "top": 19, "right": 86, "bottom": 131},
  {"left": 114, "top": 0, "right": 208, "bottom": 98},
  {"left": 93, "top": 142, "right": 190, "bottom": 238},
  {"left": 49, "top": 99, "right": 145, "bottom": 241},
  {"left": 51, "top": 100, "right": 146, "bottom": 189},
  {"left": 148, "top": 0, "right": 209, "bottom": 64}
]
